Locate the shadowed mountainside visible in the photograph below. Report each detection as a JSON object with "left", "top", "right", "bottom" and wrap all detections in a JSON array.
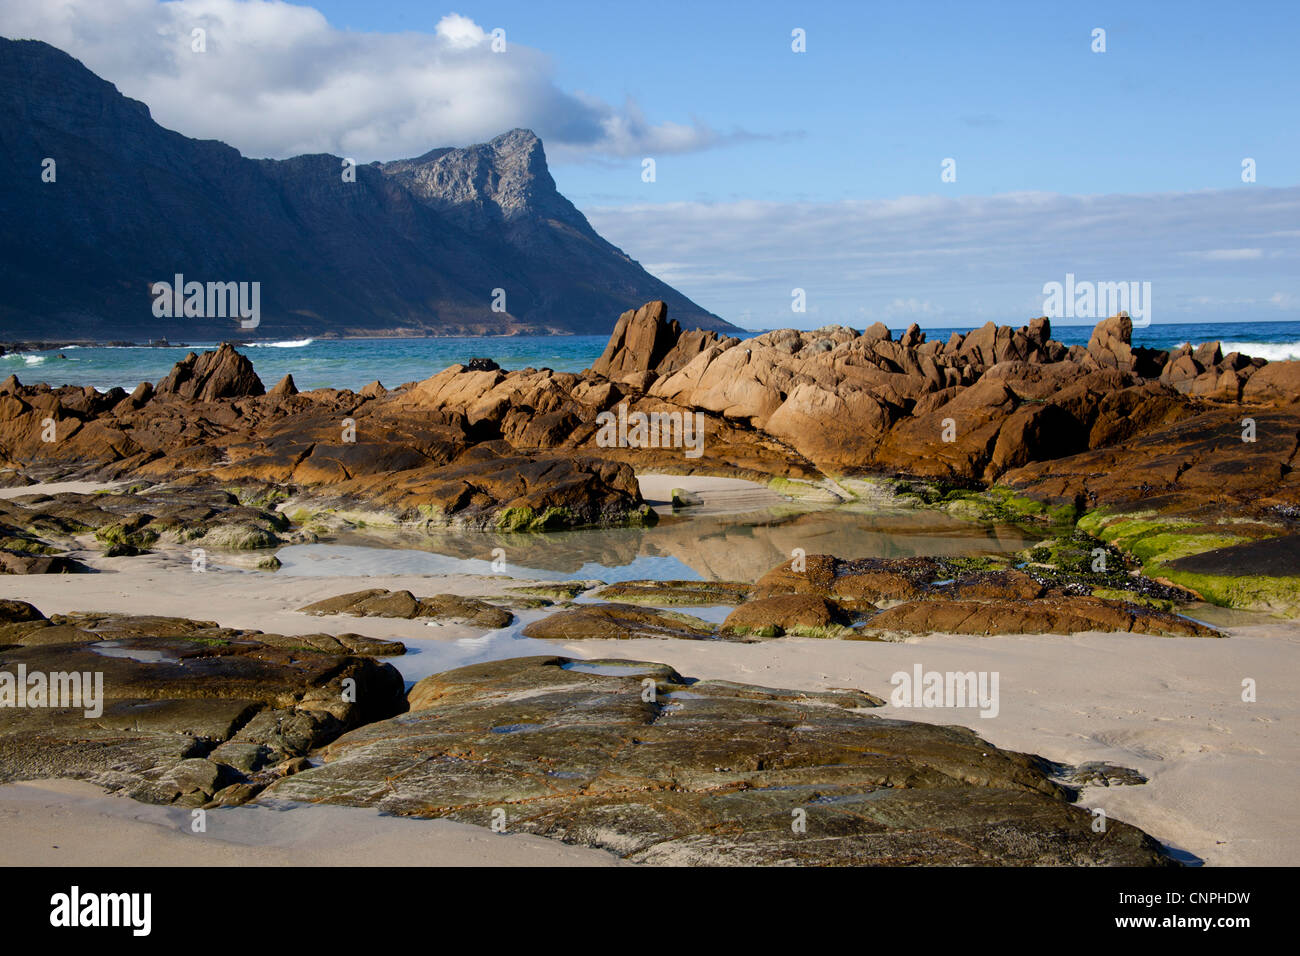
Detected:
[{"left": 0, "top": 37, "right": 733, "bottom": 340}]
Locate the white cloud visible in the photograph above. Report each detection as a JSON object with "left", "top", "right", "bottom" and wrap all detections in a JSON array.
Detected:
[
  {"left": 587, "top": 187, "right": 1300, "bottom": 329},
  {"left": 0, "top": 0, "right": 755, "bottom": 160},
  {"left": 1187, "top": 249, "right": 1264, "bottom": 261},
  {"left": 435, "top": 13, "right": 486, "bottom": 49}
]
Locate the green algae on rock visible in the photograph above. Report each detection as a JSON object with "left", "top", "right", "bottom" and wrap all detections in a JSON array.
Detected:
[
  {"left": 1076, "top": 510, "right": 1300, "bottom": 616},
  {"left": 727, "top": 553, "right": 1220, "bottom": 638},
  {"left": 506, "top": 581, "right": 603, "bottom": 602},
  {"left": 592, "top": 579, "right": 753, "bottom": 606}
]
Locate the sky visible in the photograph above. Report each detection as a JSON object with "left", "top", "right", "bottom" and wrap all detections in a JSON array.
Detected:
[{"left": 2, "top": 0, "right": 1298, "bottom": 330}]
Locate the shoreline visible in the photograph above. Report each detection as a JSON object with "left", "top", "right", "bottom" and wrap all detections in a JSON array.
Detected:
[
  {"left": 4, "top": 302, "right": 1299, "bottom": 866},
  {"left": 2, "top": 535, "right": 1295, "bottom": 866}
]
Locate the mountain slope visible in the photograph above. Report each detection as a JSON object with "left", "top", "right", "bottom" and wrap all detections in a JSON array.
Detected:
[{"left": 0, "top": 38, "right": 735, "bottom": 339}]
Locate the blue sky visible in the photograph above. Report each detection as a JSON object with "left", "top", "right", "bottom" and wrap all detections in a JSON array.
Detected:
[
  {"left": 3, "top": 0, "right": 1298, "bottom": 329},
  {"left": 309, "top": 0, "right": 1300, "bottom": 205}
]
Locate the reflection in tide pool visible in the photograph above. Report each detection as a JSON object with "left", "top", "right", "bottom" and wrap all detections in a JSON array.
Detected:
[
  {"left": 561, "top": 661, "right": 664, "bottom": 677},
  {"left": 277, "top": 544, "right": 692, "bottom": 583},
  {"left": 392, "top": 619, "right": 561, "bottom": 686},
  {"left": 275, "top": 502, "right": 1043, "bottom": 584}
]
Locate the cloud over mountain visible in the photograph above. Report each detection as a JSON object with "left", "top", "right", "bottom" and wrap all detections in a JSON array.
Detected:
[{"left": 0, "top": 0, "right": 752, "bottom": 161}]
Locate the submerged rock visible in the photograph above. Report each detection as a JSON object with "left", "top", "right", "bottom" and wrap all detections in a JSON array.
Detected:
[{"left": 262, "top": 655, "right": 1174, "bottom": 866}]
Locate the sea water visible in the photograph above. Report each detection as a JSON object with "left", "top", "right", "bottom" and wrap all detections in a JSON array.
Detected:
[{"left": 6, "top": 321, "right": 1300, "bottom": 393}]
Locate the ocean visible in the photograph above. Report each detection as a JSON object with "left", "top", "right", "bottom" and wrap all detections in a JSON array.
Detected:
[{"left": 5, "top": 321, "right": 1300, "bottom": 393}]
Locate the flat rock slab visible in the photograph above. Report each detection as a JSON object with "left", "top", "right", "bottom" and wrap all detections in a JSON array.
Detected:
[
  {"left": 1167, "top": 533, "right": 1300, "bottom": 577},
  {"left": 507, "top": 581, "right": 602, "bottom": 602},
  {"left": 0, "top": 604, "right": 406, "bottom": 805},
  {"left": 263, "top": 655, "right": 1172, "bottom": 866},
  {"left": 520, "top": 603, "right": 725, "bottom": 641},
  {"left": 591, "top": 579, "right": 753, "bottom": 606},
  {"left": 299, "top": 588, "right": 512, "bottom": 628},
  {"left": 859, "top": 596, "right": 1219, "bottom": 639},
  {"left": 0, "top": 486, "right": 289, "bottom": 559},
  {"left": 1, "top": 608, "right": 405, "bottom": 657}
]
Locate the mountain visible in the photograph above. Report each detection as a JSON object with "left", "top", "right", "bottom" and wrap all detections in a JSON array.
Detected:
[{"left": 0, "top": 38, "right": 736, "bottom": 340}]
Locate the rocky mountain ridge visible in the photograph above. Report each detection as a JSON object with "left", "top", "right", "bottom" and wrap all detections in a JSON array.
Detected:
[{"left": 0, "top": 38, "right": 732, "bottom": 340}]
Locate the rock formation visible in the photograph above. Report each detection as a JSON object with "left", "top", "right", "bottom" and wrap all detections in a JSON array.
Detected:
[
  {"left": 0, "top": 603, "right": 406, "bottom": 806},
  {"left": 262, "top": 655, "right": 1174, "bottom": 865},
  {"left": 3, "top": 292, "right": 1298, "bottom": 612}
]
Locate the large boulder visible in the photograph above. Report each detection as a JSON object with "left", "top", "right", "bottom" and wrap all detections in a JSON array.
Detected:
[
  {"left": 1241, "top": 360, "right": 1300, "bottom": 404},
  {"left": 720, "top": 593, "right": 848, "bottom": 637},
  {"left": 590, "top": 301, "right": 680, "bottom": 382},
  {"left": 155, "top": 343, "right": 265, "bottom": 402},
  {"left": 1087, "top": 314, "right": 1135, "bottom": 370}
]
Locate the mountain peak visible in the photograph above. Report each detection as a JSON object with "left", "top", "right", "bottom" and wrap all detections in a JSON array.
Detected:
[
  {"left": 489, "top": 128, "right": 542, "bottom": 151},
  {"left": 381, "top": 127, "right": 568, "bottom": 224},
  {"left": 0, "top": 38, "right": 736, "bottom": 337}
]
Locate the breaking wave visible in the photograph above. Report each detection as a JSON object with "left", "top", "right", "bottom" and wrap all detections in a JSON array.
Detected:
[
  {"left": 1221, "top": 340, "right": 1300, "bottom": 362},
  {"left": 247, "top": 338, "right": 314, "bottom": 348}
]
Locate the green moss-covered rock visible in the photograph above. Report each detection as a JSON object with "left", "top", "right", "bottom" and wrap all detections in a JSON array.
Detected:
[
  {"left": 941, "top": 487, "right": 1079, "bottom": 528},
  {"left": 1076, "top": 510, "right": 1300, "bottom": 616},
  {"left": 593, "top": 579, "right": 752, "bottom": 606},
  {"left": 506, "top": 581, "right": 602, "bottom": 602}
]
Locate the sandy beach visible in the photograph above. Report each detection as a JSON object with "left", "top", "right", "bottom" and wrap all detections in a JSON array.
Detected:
[
  {"left": 2, "top": 474, "right": 1296, "bottom": 866},
  {"left": 0, "top": 777, "right": 622, "bottom": 866}
]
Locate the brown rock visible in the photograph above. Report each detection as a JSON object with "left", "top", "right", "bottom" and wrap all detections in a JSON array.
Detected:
[
  {"left": 720, "top": 594, "right": 847, "bottom": 637},
  {"left": 1241, "top": 361, "right": 1300, "bottom": 404},
  {"left": 521, "top": 603, "right": 718, "bottom": 641},
  {"left": 863, "top": 595, "right": 1219, "bottom": 638},
  {"left": 155, "top": 343, "right": 264, "bottom": 402},
  {"left": 267, "top": 374, "right": 299, "bottom": 398},
  {"left": 590, "top": 301, "right": 679, "bottom": 380}
]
